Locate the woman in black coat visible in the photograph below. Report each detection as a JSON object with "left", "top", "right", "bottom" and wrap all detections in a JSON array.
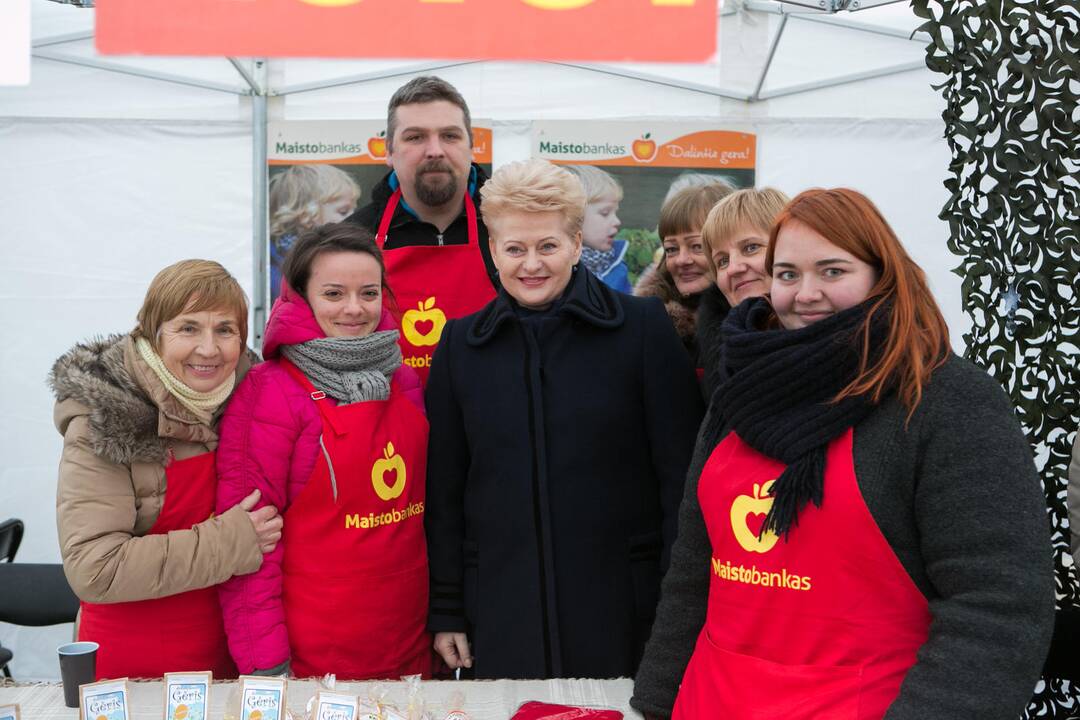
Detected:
[{"left": 425, "top": 159, "right": 704, "bottom": 680}]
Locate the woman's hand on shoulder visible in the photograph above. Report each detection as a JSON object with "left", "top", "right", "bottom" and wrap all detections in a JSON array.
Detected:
[
  {"left": 237, "top": 489, "right": 283, "bottom": 554},
  {"left": 433, "top": 632, "right": 473, "bottom": 670}
]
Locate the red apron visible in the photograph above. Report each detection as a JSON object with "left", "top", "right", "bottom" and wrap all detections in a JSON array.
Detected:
[
  {"left": 376, "top": 189, "right": 496, "bottom": 385},
  {"left": 673, "top": 429, "right": 931, "bottom": 720},
  {"left": 279, "top": 360, "right": 431, "bottom": 680},
  {"left": 78, "top": 451, "right": 237, "bottom": 680}
]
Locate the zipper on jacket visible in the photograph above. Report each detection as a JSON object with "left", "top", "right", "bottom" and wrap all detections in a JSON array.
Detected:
[
  {"left": 319, "top": 435, "right": 338, "bottom": 502},
  {"left": 521, "top": 325, "right": 555, "bottom": 677},
  {"left": 436, "top": 233, "right": 445, "bottom": 246}
]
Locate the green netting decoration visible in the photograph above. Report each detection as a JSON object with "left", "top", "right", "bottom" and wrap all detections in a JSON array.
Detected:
[{"left": 911, "top": 1, "right": 1079, "bottom": 716}]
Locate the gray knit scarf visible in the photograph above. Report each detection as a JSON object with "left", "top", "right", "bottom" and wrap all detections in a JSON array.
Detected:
[{"left": 281, "top": 330, "right": 401, "bottom": 405}]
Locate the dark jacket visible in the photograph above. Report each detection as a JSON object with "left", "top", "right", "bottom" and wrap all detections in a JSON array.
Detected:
[
  {"left": 632, "top": 353, "right": 1054, "bottom": 719},
  {"left": 695, "top": 285, "right": 732, "bottom": 400},
  {"left": 632, "top": 263, "right": 701, "bottom": 368},
  {"left": 346, "top": 163, "right": 498, "bottom": 288},
  {"left": 425, "top": 267, "right": 705, "bottom": 679}
]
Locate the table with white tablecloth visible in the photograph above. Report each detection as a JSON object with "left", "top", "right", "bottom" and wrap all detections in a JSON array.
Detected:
[{"left": 0, "top": 678, "right": 642, "bottom": 720}]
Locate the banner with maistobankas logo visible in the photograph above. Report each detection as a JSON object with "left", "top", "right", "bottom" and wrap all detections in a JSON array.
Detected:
[
  {"left": 265, "top": 120, "right": 493, "bottom": 304},
  {"left": 96, "top": 0, "right": 715, "bottom": 62},
  {"left": 532, "top": 121, "right": 756, "bottom": 288},
  {"left": 269, "top": 120, "right": 492, "bottom": 166},
  {"left": 534, "top": 122, "right": 754, "bottom": 170}
]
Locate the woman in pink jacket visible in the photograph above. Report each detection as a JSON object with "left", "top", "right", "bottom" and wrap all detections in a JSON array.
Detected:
[{"left": 216, "top": 223, "right": 429, "bottom": 679}]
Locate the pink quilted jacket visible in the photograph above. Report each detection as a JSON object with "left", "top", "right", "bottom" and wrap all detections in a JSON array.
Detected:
[{"left": 215, "top": 282, "right": 423, "bottom": 674}]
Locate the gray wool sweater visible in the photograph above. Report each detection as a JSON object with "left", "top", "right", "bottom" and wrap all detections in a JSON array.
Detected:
[{"left": 631, "top": 354, "right": 1054, "bottom": 719}]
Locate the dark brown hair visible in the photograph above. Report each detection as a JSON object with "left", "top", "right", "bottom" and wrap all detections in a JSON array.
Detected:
[
  {"left": 386, "top": 76, "right": 472, "bottom": 151},
  {"left": 658, "top": 182, "right": 734, "bottom": 241},
  {"left": 282, "top": 223, "right": 395, "bottom": 311}
]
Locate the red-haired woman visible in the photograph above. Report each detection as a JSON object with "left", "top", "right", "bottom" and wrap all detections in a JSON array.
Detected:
[{"left": 632, "top": 188, "right": 1053, "bottom": 719}]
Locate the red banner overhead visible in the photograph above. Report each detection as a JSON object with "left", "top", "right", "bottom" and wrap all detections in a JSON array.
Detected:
[{"left": 95, "top": 0, "right": 717, "bottom": 62}]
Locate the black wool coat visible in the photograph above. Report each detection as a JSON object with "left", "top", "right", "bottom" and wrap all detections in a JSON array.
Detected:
[{"left": 425, "top": 267, "right": 705, "bottom": 680}]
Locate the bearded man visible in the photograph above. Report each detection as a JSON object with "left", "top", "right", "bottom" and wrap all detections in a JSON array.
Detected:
[{"left": 347, "top": 76, "right": 497, "bottom": 383}]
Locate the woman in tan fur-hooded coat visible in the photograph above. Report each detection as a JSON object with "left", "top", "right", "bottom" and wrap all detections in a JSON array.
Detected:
[{"left": 50, "top": 259, "right": 281, "bottom": 679}]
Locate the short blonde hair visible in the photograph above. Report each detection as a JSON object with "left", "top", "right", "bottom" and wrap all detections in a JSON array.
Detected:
[
  {"left": 136, "top": 260, "right": 249, "bottom": 351},
  {"left": 701, "top": 187, "right": 790, "bottom": 273},
  {"left": 269, "top": 165, "right": 361, "bottom": 238},
  {"left": 480, "top": 159, "right": 587, "bottom": 234},
  {"left": 562, "top": 165, "right": 623, "bottom": 204}
]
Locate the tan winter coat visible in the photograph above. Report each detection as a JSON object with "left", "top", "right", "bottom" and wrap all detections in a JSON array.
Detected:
[{"left": 51, "top": 333, "right": 262, "bottom": 604}]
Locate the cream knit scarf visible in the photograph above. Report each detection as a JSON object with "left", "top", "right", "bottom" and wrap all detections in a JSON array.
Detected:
[{"left": 135, "top": 336, "right": 236, "bottom": 419}]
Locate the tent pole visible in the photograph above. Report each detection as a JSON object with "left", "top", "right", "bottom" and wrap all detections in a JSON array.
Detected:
[
  {"left": 31, "top": 49, "right": 244, "bottom": 94},
  {"left": 251, "top": 59, "right": 269, "bottom": 350},
  {"left": 229, "top": 57, "right": 263, "bottom": 95},
  {"left": 757, "top": 59, "right": 925, "bottom": 99},
  {"left": 277, "top": 61, "right": 479, "bottom": 96},
  {"left": 32, "top": 31, "right": 94, "bottom": 48},
  {"left": 546, "top": 62, "right": 751, "bottom": 102},
  {"left": 745, "top": 0, "right": 948, "bottom": 47},
  {"left": 750, "top": 13, "right": 788, "bottom": 102}
]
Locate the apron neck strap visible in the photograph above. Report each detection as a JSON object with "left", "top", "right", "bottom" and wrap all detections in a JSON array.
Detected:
[
  {"left": 375, "top": 189, "right": 401, "bottom": 248},
  {"left": 279, "top": 358, "right": 347, "bottom": 435},
  {"left": 376, "top": 187, "right": 479, "bottom": 247}
]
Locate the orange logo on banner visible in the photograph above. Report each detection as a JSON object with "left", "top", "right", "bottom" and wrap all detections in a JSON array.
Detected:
[
  {"left": 367, "top": 132, "right": 387, "bottom": 159},
  {"left": 96, "top": 0, "right": 715, "bottom": 62},
  {"left": 631, "top": 134, "right": 657, "bottom": 162}
]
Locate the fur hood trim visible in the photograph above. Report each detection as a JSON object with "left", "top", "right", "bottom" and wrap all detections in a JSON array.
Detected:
[
  {"left": 50, "top": 333, "right": 169, "bottom": 466},
  {"left": 634, "top": 263, "right": 698, "bottom": 345}
]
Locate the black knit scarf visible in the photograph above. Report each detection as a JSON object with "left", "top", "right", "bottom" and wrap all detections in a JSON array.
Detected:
[{"left": 707, "top": 296, "right": 891, "bottom": 539}]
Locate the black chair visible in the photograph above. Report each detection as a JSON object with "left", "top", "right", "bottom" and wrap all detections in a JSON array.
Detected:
[
  {"left": 0, "top": 518, "right": 24, "bottom": 677},
  {"left": 0, "top": 518, "right": 22, "bottom": 563},
  {"left": 0, "top": 563, "right": 80, "bottom": 679}
]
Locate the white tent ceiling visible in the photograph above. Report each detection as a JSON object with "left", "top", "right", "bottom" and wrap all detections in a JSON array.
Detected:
[{"left": 15, "top": 0, "right": 946, "bottom": 120}]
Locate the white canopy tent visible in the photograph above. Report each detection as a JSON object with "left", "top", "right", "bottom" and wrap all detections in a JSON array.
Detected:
[{"left": 1, "top": 0, "right": 958, "bottom": 679}]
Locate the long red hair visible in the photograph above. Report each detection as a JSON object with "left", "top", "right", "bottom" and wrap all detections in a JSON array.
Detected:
[{"left": 766, "top": 188, "right": 950, "bottom": 414}]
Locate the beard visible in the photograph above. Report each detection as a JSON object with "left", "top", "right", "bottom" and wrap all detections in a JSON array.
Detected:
[{"left": 413, "top": 160, "right": 460, "bottom": 207}]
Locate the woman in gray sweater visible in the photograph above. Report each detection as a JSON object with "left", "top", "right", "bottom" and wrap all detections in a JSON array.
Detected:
[{"left": 632, "top": 188, "right": 1053, "bottom": 720}]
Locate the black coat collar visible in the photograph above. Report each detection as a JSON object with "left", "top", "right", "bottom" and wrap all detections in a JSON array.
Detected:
[{"left": 466, "top": 266, "right": 625, "bottom": 347}]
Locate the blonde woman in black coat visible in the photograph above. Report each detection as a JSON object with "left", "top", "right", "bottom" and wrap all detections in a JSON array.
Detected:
[{"left": 425, "top": 159, "right": 704, "bottom": 680}]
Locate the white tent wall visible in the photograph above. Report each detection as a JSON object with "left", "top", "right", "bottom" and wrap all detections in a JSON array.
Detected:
[
  {"left": 0, "top": 117, "right": 253, "bottom": 679},
  {"left": 1, "top": 0, "right": 956, "bottom": 680}
]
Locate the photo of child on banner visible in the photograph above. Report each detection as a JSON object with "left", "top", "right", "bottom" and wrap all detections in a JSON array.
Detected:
[
  {"left": 268, "top": 165, "right": 361, "bottom": 304},
  {"left": 267, "top": 120, "right": 493, "bottom": 305},
  {"left": 534, "top": 122, "right": 756, "bottom": 291}
]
